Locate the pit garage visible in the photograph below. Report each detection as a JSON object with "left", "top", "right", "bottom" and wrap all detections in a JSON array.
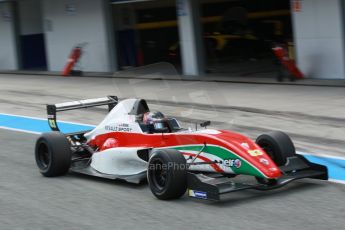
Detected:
[
  {"left": 200, "top": 0, "right": 293, "bottom": 77},
  {"left": 111, "top": 0, "right": 294, "bottom": 77},
  {"left": 111, "top": 0, "right": 179, "bottom": 69},
  {"left": 0, "top": 0, "right": 344, "bottom": 79}
]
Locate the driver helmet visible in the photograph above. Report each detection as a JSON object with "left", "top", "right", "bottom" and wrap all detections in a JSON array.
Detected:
[{"left": 143, "top": 111, "right": 165, "bottom": 125}]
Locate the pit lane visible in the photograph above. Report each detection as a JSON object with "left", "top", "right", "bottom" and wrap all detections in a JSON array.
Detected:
[
  {"left": 1, "top": 73, "right": 345, "bottom": 229},
  {"left": 0, "top": 128, "right": 344, "bottom": 230}
]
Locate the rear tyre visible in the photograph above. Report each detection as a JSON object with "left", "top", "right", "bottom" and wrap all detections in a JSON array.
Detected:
[
  {"left": 35, "top": 132, "right": 72, "bottom": 177},
  {"left": 255, "top": 131, "right": 296, "bottom": 185},
  {"left": 147, "top": 149, "right": 187, "bottom": 200}
]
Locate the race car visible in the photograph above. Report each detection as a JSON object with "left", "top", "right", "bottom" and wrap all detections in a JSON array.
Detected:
[{"left": 35, "top": 96, "right": 328, "bottom": 201}]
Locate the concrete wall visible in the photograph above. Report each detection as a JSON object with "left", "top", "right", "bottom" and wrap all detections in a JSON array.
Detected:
[
  {"left": 42, "top": 0, "right": 114, "bottom": 72},
  {"left": 18, "top": 0, "right": 43, "bottom": 35},
  {"left": 292, "top": 0, "right": 345, "bottom": 79},
  {"left": 0, "top": 1, "right": 18, "bottom": 70},
  {"left": 177, "top": 0, "right": 205, "bottom": 76}
]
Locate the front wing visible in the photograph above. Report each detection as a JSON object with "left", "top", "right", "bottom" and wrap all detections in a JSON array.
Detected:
[{"left": 187, "top": 154, "right": 328, "bottom": 200}]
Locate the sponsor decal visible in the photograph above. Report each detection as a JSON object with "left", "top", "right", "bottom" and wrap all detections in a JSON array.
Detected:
[
  {"left": 269, "top": 167, "right": 279, "bottom": 172},
  {"left": 188, "top": 190, "right": 208, "bottom": 199},
  {"left": 48, "top": 119, "right": 57, "bottom": 129},
  {"left": 174, "top": 145, "right": 267, "bottom": 178},
  {"left": 248, "top": 149, "right": 264, "bottom": 157},
  {"left": 223, "top": 159, "right": 242, "bottom": 169},
  {"left": 105, "top": 123, "right": 132, "bottom": 132},
  {"left": 260, "top": 158, "right": 269, "bottom": 165},
  {"left": 241, "top": 143, "right": 250, "bottom": 149}
]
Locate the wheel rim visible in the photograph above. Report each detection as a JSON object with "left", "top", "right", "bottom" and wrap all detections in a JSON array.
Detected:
[
  {"left": 150, "top": 158, "right": 168, "bottom": 191},
  {"left": 37, "top": 143, "right": 50, "bottom": 170}
]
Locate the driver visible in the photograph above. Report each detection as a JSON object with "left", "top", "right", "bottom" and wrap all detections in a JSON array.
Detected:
[
  {"left": 142, "top": 111, "right": 167, "bottom": 133},
  {"left": 143, "top": 111, "right": 165, "bottom": 125}
]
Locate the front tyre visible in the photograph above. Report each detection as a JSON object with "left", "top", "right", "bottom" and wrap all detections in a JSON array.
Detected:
[
  {"left": 35, "top": 132, "right": 72, "bottom": 177},
  {"left": 255, "top": 131, "right": 296, "bottom": 185},
  {"left": 147, "top": 149, "right": 187, "bottom": 200},
  {"left": 256, "top": 131, "right": 296, "bottom": 166}
]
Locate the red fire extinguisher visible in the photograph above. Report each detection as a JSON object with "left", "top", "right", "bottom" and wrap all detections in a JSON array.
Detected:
[
  {"left": 272, "top": 43, "right": 304, "bottom": 81},
  {"left": 62, "top": 43, "right": 87, "bottom": 76}
]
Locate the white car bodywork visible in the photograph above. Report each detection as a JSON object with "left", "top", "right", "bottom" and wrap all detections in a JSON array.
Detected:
[
  {"left": 84, "top": 99, "right": 148, "bottom": 177},
  {"left": 83, "top": 98, "right": 222, "bottom": 178},
  {"left": 91, "top": 147, "right": 148, "bottom": 176},
  {"left": 85, "top": 99, "right": 143, "bottom": 141}
]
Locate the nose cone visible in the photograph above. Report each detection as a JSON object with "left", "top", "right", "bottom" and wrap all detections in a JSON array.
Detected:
[
  {"left": 215, "top": 130, "right": 283, "bottom": 179},
  {"left": 243, "top": 148, "right": 282, "bottom": 179},
  {"left": 262, "top": 166, "right": 282, "bottom": 178}
]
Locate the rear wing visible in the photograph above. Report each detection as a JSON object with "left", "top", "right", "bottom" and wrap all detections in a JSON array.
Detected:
[{"left": 47, "top": 96, "right": 118, "bottom": 131}]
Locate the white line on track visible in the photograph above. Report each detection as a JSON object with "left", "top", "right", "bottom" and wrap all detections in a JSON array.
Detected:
[
  {"left": 297, "top": 151, "right": 345, "bottom": 161},
  {"left": 1, "top": 120, "right": 344, "bottom": 185},
  {"left": 0, "top": 112, "right": 96, "bottom": 127},
  {"left": 1, "top": 113, "right": 345, "bottom": 165},
  {"left": 0, "top": 126, "right": 41, "bottom": 135},
  {"left": 1, "top": 112, "right": 344, "bottom": 161},
  {"left": 0, "top": 113, "right": 345, "bottom": 184},
  {"left": 329, "top": 179, "right": 345, "bottom": 185}
]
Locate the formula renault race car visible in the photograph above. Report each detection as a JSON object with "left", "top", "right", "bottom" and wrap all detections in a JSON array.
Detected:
[{"left": 35, "top": 96, "right": 328, "bottom": 201}]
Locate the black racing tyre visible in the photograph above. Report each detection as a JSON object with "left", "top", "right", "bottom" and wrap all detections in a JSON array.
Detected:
[
  {"left": 256, "top": 131, "right": 296, "bottom": 166},
  {"left": 35, "top": 132, "right": 72, "bottom": 177},
  {"left": 147, "top": 149, "right": 187, "bottom": 200}
]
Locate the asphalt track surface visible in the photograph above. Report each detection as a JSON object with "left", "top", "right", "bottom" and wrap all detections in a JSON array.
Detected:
[
  {"left": 1, "top": 73, "right": 345, "bottom": 229},
  {"left": 0, "top": 129, "right": 344, "bottom": 230}
]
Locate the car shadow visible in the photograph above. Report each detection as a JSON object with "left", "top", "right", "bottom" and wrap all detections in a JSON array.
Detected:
[
  {"left": 180, "top": 180, "right": 327, "bottom": 207},
  {"left": 66, "top": 171, "right": 148, "bottom": 188},
  {"left": 65, "top": 172, "right": 329, "bottom": 205},
  {"left": 184, "top": 180, "right": 327, "bottom": 206}
]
